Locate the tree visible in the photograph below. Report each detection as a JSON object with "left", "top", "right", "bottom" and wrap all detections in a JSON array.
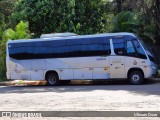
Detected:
[
  {"left": 112, "top": 11, "right": 139, "bottom": 33},
  {"left": 112, "top": 0, "right": 137, "bottom": 13},
  {"left": 0, "top": 39, "right": 6, "bottom": 80},
  {"left": 136, "top": 0, "right": 160, "bottom": 44},
  {"left": 0, "top": 13, "right": 6, "bottom": 41},
  {"left": 0, "top": 21, "right": 31, "bottom": 80},
  {"left": 109, "top": 0, "right": 160, "bottom": 45},
  {"left": 10, "top": 0, "right": 109, "bottom": 36},
  {"left": 5, "top": 21, "right": 30, "bottom": 40},
  {"left": 0, "top": 0, "right": 16, "bottom": 22},
  {"left": 10, "top": 0, "right": 77, "bottom": 36},
  {"left": 74, "top": 0, "right": 110, "bottom": 34}
]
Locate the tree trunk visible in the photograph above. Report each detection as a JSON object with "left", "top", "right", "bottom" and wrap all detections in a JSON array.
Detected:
[
  {"left": 155, "top": 0, "right": 160, "bottom": 44},
  {"left": 116, "top": 0, "right": 122, "bottom": 13}
]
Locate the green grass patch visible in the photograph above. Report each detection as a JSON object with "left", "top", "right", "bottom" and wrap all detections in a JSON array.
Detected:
[{"left": 0, "top": 78, "right": 8, "bottom": 82}]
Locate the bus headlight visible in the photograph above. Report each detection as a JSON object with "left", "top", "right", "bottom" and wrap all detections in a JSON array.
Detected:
[{"left": 151, "top": 65, "right": 157, "bottom": 70}]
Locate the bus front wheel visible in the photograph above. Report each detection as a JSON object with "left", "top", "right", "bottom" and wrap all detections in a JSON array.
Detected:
[
  {"left": 129, "top": 71, "right": 144, "bottom": 85},
  {"left": 46, "top": 73, "right": 59, "bottom": 86}
]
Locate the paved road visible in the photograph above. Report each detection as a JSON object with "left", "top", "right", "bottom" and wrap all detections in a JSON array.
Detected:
[{"left": 0, "top": 79, "right": 160, "bottom": 120}]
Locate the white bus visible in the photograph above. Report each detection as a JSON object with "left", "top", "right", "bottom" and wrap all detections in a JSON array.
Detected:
[{"left": 6, "top": 32, "right": 158, "bottom": 85}]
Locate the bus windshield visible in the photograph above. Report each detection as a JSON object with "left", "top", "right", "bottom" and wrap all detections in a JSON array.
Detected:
[
  {"left": 139, "top": 40, "right": 151, "bottom": 53},
  {"left": 139, "top": 39, "right": 156, "bottom": 63}
]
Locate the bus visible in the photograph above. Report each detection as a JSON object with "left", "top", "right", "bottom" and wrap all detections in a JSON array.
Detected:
[{"left": 6, "top": 32, "right": 158, "bottom": 85}]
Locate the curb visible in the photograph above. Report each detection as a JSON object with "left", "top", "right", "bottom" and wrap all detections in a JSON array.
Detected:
[
  {"left": 0, "top": 78, "right": 159, "bottom": 86},
  {"left": 0, "top": 80, "right": 47, "bottom": 86},
  {"left": 0, "top": 81, "right": 11, "bottom": 86}
]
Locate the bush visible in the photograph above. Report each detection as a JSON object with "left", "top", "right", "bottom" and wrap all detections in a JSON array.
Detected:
[{"left": 0, "top": 21, "right": 30, "bottom": 81}]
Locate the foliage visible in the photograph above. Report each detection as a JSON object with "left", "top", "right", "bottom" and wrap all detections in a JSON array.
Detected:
[
  {"left": 0, "top": 39, "right": 7, "bottom": 80},
  {"left": 137, "top": 0, "right": 160, "bottom": 45},
  {"left": 0, "top": 13, "right": 6, "bottom": 41},
  {"left": 10, "top": 0, "right": 109, "bottom": 36},
  {"left": 0, "top": 21, "right": 31, "bottom": 80},
  {"left": 73, "top": 0, "right": 110, "bottom": 34},
  {"left": 5, "top": 21, "right": 31, "bottom": 40},
  {"left": 0, "top": 0, "right": 16, "bottom": 22},
  {"left": 111, "top": 11, "right": 139, "bottom": 33}
]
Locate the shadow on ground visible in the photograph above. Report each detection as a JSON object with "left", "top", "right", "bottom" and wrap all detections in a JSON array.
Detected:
[{"left": 0, "top": 79, "right": 160, "bottom": 96}]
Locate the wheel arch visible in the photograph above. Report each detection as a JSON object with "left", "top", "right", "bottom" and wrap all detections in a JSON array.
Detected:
[
  {"left": 127, "top": 67, "right": 144, "bottom": 79},
  {"left": 45, "top": 70, "right": 59, "bottom": 80}
]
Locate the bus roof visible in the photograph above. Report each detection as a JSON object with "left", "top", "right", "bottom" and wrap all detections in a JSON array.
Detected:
[
  {"left": 40, "top": 32, "right": 77, "bottom": 38},
  {"left": 7, "top": 32, "right": 136, "bottom": 43}
]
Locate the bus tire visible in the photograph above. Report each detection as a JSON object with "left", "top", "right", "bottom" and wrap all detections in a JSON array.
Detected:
[
  {"left": 46, "top": 72, "right": 59, "bottom": 86},
  {"left": 129, "top": 71, "right": 144, "bottom": 85}
]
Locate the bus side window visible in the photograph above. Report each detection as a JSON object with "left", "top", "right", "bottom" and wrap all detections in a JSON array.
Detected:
[
  {"left": 126, "top": 41, "right": 136, "bottom": 56},
  {"left": 112, "top": 38, "right": 125, "bottom": 55}
]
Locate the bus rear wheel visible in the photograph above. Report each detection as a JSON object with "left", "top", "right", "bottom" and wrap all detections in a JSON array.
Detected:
[
  {"left": 46, "top": 73, "right": 59, "bottom": 86},
  {"left": 129, "top": 71, "right": 144, "bottom": 85}
]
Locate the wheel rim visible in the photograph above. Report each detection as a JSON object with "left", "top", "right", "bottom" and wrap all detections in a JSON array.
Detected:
[
  {"left": 48, "top": 75, "right": 57, "bottom": 85},
  {"left": 131, "top": 74, "right": 140, "bottom": 82}
]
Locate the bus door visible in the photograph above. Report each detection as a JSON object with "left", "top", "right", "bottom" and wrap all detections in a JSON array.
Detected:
[
  {"left": 109, "top": 56, "right": 125, "bottom": 78},
  {"left": 109, "top": 38, "right": 126, "bottom": 78}
]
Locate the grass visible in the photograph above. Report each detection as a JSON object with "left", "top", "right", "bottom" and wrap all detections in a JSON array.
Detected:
[{"left": 0, "top": 78, "right": 8, "bottom": 82}]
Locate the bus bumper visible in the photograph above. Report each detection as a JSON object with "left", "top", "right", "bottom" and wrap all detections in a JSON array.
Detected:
[
  {"left": 145, "top": 66, "right": 158, "bottom": 78},
  {"left": 6, "top": 71, "right": 11, "bottom": 79}
]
